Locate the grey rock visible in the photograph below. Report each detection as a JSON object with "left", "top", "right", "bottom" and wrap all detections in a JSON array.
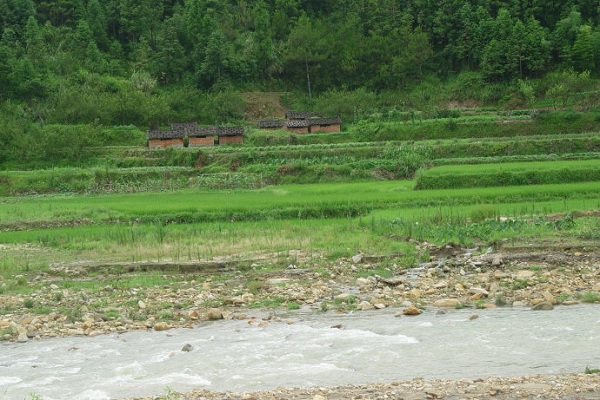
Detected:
[
  {"left": 470, "top": 287, "right": 489, "bottom": 297},
  {"left": 434, "top": 298, "right": 461, "bottom": 307},
  {"left": 378, "top": 276, "right": 406, "bottom": 286},
  {"left": 207, "top": 308, "right": 224, "bottom": 320},
  {"left": 351, "top": 254, "right": 363, "bottom": 264},
  {"left": 532, "top": 301, "right": 554, "bottom": 311}
]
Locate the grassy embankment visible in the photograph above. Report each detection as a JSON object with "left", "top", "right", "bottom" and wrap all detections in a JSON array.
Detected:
[{"left": 415, "top": 159, "right": 600, "bottom": 189}]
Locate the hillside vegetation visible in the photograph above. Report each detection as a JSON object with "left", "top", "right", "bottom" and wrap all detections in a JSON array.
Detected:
[{"left": 2, "top": 0, "right": 600, "bottom": 169}]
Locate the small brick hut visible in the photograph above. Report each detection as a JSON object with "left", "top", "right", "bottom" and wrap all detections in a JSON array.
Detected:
[
  {"left": 258, "top": 111, "right": 341, "bottom": 134},
  {"left": 147, "top": 123, "right": 244, "bottom": 148},
  {"left": 147, "top": 128, "right": 185, "bottom": 148},
  {"left": 307, "top": 117, "right": 342, "bottom": 133},
  {"left": 285, "top": 119, "right": 311, "bottom": 134},
  {"left": 217, "top": 126, "right": 245, "bottom": 144},
  {"left": 188, "top": 126, "right": 217, "bottom": 147}
]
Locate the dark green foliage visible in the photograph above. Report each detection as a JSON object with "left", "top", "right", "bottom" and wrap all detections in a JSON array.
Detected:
[
  {"left": 313, "top": 89, "right": 378, "bottom": 123},
  {"left": 133, "top": 203, "right": 370, "bottom": 225},
  {"left": 0, "top": 0, "right": 600, "bottom": 170},
  {"left": 2, "top": 0, "right": 600, "bottom": 96},
  {"left": 0, "top": 0, "right": 36, "bottom": 35}
]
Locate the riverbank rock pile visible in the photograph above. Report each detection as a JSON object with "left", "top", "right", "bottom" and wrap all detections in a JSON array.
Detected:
[
  {"left": 129, "top": 373, "right": 600, "bottom": 400},
  {"left": 1, "top": 244, "right": 599, "bottom": 343}
]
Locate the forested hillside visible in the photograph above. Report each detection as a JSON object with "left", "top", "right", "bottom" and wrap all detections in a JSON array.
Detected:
[{"left": 1, "top": 0, "right": 600, "bottom": 167}]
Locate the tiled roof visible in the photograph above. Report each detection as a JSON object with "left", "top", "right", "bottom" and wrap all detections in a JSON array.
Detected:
[
  {"left": 310, "top": 117, "right": 342, "bottom": 125},
  {"left": 217, "top": 126, "right": 244, "bottom": 136},
  {"left": 189, "top": 126, "right": 217, "bottom": 137},
  {"left": 147, "top": 124, "right": 244, "bottom": 139},
  {"left": 147, "top": 129, "right": 184, "bottom": 139},
  {"left": 258, "top": 120, "right": 285, "bottom": 128},
  {"left": 285, "top": 119, "right": 311, "bottom": 128},
  {"left": 286, "top": 111, "right": 319, "bottom": 120}
]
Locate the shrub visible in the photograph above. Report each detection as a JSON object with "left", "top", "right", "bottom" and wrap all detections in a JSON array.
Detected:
[
  {"left": 578, "top": 292, "right": 600, "bottom": 303},
  {"left": 314, "top": 88, "right": 378, "bottom": 123}
]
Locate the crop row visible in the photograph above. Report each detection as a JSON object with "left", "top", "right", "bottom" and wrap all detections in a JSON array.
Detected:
[
  {"left": 3, "top": 135, "right": 600, "bottom": 196},
  {"left": 247, "top": 110, "right": 600, "bottom": 146},
  {"left": 110, "top": 133, "right": 600, "bottom": 170},
  {"left": 0, "top": 167, "right": 198, "bottom": 196},
  {"left": 2, "top": 180, "right": 600, "bottom": 228},
  {"left": 433, "top": 152, "right": 600, "bottom": 166},
  {"left": 415, "top": 160, "right": 600, "bottom": 189}
]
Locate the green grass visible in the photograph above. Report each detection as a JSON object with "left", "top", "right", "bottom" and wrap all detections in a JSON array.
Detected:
[
  {"left": 249, "top": 297, "right": 286, "bottom": 308},
  {"left": 0, "top": 180, "right": 410, "bottom": 225},
  {"left": 578, "top": 292, "right": 600, "bottom": 303},
  {"left": 3, "top": 180, "right": 600, "bottom": 227},
  {"left": 415, "top": 159, "right": 600, "bottom": 189},
  {"left": 585, "top": 366, "right": 600, "bottom": 374},
  {"left": 421, "top": 159, "right": 600, "bottom": 175},
  {"left": 0, "top": 180, "right": 598, "bottom": 276}
]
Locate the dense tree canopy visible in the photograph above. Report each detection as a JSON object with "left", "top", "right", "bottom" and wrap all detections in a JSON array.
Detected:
[{"left": 0, "top": 0, "right": 598, "bottom": 100}]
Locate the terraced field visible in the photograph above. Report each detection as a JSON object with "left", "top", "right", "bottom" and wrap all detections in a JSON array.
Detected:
[{"left": 0, "top": 109, "right": 598, "bottom": 278}]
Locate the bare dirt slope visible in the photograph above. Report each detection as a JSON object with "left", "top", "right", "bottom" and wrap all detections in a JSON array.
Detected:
[{"left": 242, "top": 92, "right": 289, "bottom": 124}]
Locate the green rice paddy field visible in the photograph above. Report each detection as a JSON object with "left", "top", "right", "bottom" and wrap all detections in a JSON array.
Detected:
[{"left": 1, "top": 179, "right": 600, "bottom": 272}]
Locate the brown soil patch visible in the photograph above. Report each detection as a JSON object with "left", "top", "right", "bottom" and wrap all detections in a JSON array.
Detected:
[{"left": 242, "top": 92, "right": 288, "bottom": 124}]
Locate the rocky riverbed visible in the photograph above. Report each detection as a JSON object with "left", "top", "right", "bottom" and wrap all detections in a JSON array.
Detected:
[
  {"left": 1, "top": 241, "right": 600, "bottom": 399},
  {"left": 138, "top": 373, "right": 600, "bottom": 400}
]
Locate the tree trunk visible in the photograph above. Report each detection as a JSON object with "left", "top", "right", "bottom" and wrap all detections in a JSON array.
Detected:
[{"left": 305, "top": 56, "right": 312, "bottom": 99}]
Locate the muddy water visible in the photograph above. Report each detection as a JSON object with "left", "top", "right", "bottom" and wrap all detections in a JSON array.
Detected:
[{"left": 1, "top": 305, "right": 599, "bottom": 400}]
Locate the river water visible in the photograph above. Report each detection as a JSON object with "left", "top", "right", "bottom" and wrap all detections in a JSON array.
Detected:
[{"left": 1, "top": 305, "right": 599, "bottom": 400}]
